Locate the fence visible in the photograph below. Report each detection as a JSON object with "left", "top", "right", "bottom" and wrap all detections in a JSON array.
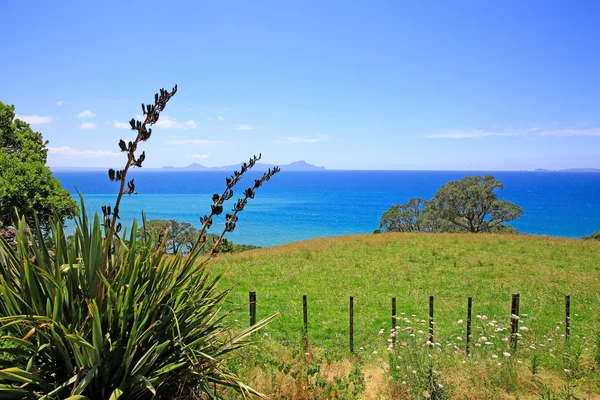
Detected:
[{"left": 246, "top": 291, "right": 573, "bottom": 354}]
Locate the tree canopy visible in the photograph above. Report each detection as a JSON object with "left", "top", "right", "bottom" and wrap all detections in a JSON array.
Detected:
[
  {"left": 379, "top": 175, "right": 522, "bottom": 234},
  {"left": 0, "top": 101, "right": 78, "bottom": 230},
  {"left": 140, "top": 219, "right": 259, "bottom": 254},
  {"left": 378, "top": 198, "right": 428, "bottom": 233}
]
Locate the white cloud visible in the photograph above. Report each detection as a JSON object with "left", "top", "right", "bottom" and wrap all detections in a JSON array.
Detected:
[
  {"left": 15, "top": 114, "right": 53, "bottom": 124},
  {"left": 48, "top": 146, "right": 121, "bottom": 159},
  {"left": 167, "top": 139, "right": 227, "bottom": 145},
  {"left": 536, "top": 127, "right": 600, "bottom": 137},
  {"left": 424, "top": 126, "right": 600, "bottom": 139},
  {"left": 280, "top": 135, "right": 328, "bottom": 144},
  {"left": 217, "top": 116, "right": 225, "bottom": 121},
  {"left": 424, "top": 129, "right": 516, "bottom": 139},
  {"left": 235, "top": 124, "right": 253, "bottom": 130},
  {"left": 56, "top": 101, "right": 64, "bottom": 106},
  {"left": 113, "top": 121, "right": 130, "bottom": 129},
  {"left": 189, "top": 153, "right": 210, "bottom": 159},
  {"left": 147, "top": 115, "right": 198, "bottom": 129},
  {"left": 80, "top": 122, "right": 97, "bottom": 129},
  {"left": 77, "top": 109, "right": 97, "bottom": 118}
]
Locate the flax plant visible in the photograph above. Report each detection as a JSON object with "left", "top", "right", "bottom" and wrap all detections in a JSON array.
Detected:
[{"left": 0, "top": 86, "right": 279, "bottom": 399}]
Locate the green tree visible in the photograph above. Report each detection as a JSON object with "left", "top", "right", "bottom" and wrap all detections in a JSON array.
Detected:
[
  {"left": 142, "top": 219, "right": 198, "bottom": 253},
  {"left": 379, "top": 198, "right": 428, "bottom": 232},
  {"left": 426, "top": 175, "right": 522, "bottom": 233},
  {"left": 141, "top": 218, "right": 260, "bottom": 254},
  {"left": 0, "top": 101, "right": 78, "bottom": 230},
  {"left": 378, "top": 175, "right": 522, "bottom": 234}
]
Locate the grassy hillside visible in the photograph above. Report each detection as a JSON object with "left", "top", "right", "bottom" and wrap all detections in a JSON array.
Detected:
[
  {"left": 210, "top": 233, "right": 600, "bottom": 399},
  {"left": 212, "top": 233, "right": 599, "bottom": 350}
]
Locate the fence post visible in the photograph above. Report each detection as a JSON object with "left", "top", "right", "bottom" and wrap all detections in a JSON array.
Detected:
[
  {"left": 392, "top": 297, "right": 397, "bottom": 347},
  {"left": 510, "top": 293, "right": 520, "bottom": 352},
  {"left": 303, "top": 294, "right": 308, "bottom": 350},
  {"left": 564, "top": 295, "right": 571, "bottom": 341},
  {"left": 249, "top": 291, "right": 256, "bottom": 326},
  {"left": 466, "top": 296, "right": 472, "bottom": 356},
  {"left": 428, "top": 295, "right": 434, "bottom": 343},
  {"left": 349, "top": 296, "right": 354, "bottom": 353}
]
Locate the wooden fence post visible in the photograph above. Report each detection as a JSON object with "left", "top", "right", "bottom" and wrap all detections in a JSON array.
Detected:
[
  {"left": 466, "top": 296, "right": 472, "bottom": 356},
  {"left": 564, "top": 295, "right": 571, "bottom": 341},
  {"left": 249, "top": 291, "right": 256, "bottom": 326},
  {"left": 392, "top": 297, "right": 397, "bottom": 347},
  {"left": 349, "top": 296, "right": 354, "bottom": 353},
  {"left": 428, "top": 295, "right": 434, "bottom": 343},
  {"left": 510, "top": 293, "right": 520, "bottom": 352},
  {"left": 303, "top": 294, "right": 308, "bottom": 350}
]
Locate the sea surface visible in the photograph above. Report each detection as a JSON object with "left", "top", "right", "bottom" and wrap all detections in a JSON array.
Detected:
[{"left": 54, "top": 170, "right": 600, "bottom": 247}]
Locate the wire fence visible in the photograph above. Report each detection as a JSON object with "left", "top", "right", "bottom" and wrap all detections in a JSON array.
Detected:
[{"left": 221, "top": 291, "right": 589, "bottom": 355}]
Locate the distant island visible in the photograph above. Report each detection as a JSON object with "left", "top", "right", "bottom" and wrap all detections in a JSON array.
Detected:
[
  {"left": 162, "top": 160, "right": 326, "bottom": 172},
  {"left": 534, "top": 168, "right": 600, "bottom": 172},
  {"left": 51, "top": 160, "right": 326, "bottom": 172}
]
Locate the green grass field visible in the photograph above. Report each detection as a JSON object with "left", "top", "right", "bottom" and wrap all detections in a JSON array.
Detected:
[{"left": 210, "top": 233, "right": 600, "bottom": 399}]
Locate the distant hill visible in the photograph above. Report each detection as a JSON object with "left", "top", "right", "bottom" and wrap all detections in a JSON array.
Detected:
[{"left": 164, "top": 160, "right": 326, "bottom": 172}]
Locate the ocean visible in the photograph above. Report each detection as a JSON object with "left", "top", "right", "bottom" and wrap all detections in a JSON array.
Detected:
[{"left": 54, "top": 170, "right": 600, "bottom": 247}]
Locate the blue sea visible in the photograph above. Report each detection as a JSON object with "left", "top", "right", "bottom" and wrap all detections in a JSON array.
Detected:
[{"left": 55, "top": 170, "right": 600, "bottom": 247}]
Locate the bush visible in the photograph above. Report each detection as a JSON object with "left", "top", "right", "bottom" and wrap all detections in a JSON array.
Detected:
[
  {"left": 582, "top": 231, "right": 600, "bottom": 240},
  {"left": 0, "top": 86, "right": 279, "bottom": 399},
  {"left": 0, "top": 101, "right": 78, "bottom": 231}
]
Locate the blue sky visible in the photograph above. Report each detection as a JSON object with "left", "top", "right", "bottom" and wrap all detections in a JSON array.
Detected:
[{"left": 1, "top": 1, "right": 599, "bottom": 170}]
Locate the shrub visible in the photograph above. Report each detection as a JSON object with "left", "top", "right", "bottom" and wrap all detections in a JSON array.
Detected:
[{"left": 0, "top": 86, "right": 279, "bottom": 399}]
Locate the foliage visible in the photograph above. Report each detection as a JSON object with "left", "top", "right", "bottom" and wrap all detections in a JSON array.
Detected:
[
  {"left": 0, "top": 101, "right": 78, "bottom": 231},
  {"left": 427, "top": 175, "right": 522, "bottom": 233},
  {"left": 140, "top": 219, "right": 259, "bottom": 255},
  {"left": 0, "top": 86, "right": 279, "bottom": 399},
  {"left": 0, "top": 209, "right": 274, "bottom": 399},
  {"left": 581, "top": 231, "right": 600, "bottom": 240},
  {"left": 379, "top": 175, "right": 522, "bottom": 233},
  {"left": 378, "top": 198, "right": 428, "bottom": 233}
]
